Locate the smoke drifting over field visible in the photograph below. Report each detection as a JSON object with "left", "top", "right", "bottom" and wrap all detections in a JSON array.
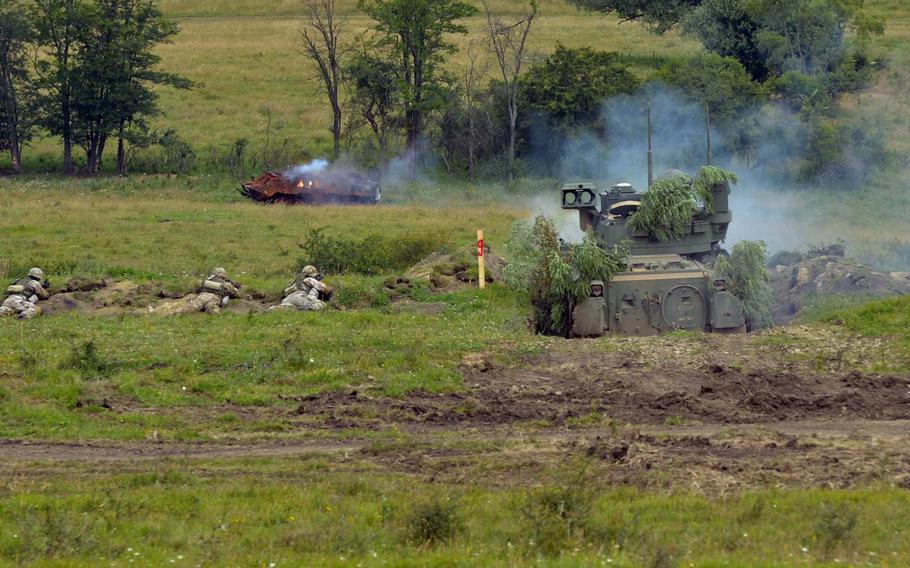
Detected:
[{"left": 528, "top": 85, "right": 840, "bottom": 252}]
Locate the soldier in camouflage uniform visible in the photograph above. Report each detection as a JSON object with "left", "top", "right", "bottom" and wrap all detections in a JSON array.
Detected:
[
  {"left": 274, "top": 265, "right": 333, "bottom": 311},
  {"left": 193, "top": 267, "right": 240, "bottom": 313},
  {"left": 0, "top": 267, "right": 50, "bottom": 320}
]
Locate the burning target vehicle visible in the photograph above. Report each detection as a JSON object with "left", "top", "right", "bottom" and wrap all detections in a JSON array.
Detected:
[{"left": 240, "top": 160, "right": 381, "bottom": 205}]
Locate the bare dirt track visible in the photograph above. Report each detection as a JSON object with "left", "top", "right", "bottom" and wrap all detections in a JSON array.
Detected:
[{"left": 2, "top": 326, "right": 909, "bottom": 492}]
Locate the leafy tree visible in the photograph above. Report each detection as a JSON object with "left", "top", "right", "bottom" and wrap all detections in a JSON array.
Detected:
[
  {"left": 684, "top": 0, "right": 883, "bottom": 82},
  {"left": 681, "top": 0, "right": 768, "bottom": 80},
  {"left": 568, "top": 0, "right": 701, "bottom": 34},
  {"left": 33, "top": 0, "right": 87, "bottom": 174},
  {"left": 73, "top": 0, "right": 188, "bottom": 174},
  {"left": 345, "top": 39, "right": 402, "bottom": 165},
  {"left": 359, "top": 0, "right": 477, "bottom": 156},
  {"left": 34, "top": 0, "right": 187, "bottom": 174},
  {"left": 658, "top": 53, "right": 760, "bottom": 123},
  {"left": 110, "top": 0, "right": 190, "bottom": 175},
  {"left": 521, "top": 45, "right": 639, "bottom": 130},
  {"left": 300, "top": 0, "right": 348, "bottom": 161},
  {"left": 0, "top": 0, "right": 36, "bottom": 173},
  {"left": 483, "top": 0, "right": 537, "bottom": 180}
]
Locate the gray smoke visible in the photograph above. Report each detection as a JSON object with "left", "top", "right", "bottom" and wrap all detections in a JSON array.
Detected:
[{"left": 529, "top": 84, "right": 846, "bottom": 254}]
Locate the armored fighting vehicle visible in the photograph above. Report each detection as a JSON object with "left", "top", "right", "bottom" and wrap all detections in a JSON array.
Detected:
[
  {"left": 561, "top": 176, "right": 746, "bottom": 337},
  {"left": 240, "top": 168, "right": 381, "bottom": 205}
]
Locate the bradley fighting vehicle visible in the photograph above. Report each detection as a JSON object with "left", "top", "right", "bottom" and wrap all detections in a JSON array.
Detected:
[{"left": 561, "top": 153, "right": 747, "bottom": 336}]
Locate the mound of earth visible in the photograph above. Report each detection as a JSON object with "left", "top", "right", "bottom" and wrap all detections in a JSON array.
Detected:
[
  {"left": 769, "top": 254, "right": 910, "bottom": 323},
  {"left": 41, "top": 278, "right": 271, "bottom": 316},
  {"left": 407, "top": 244, "right": 505, "bottom": 290}
]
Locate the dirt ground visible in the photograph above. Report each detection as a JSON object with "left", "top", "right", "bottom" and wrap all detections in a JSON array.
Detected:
[{"left": 2, "top": 325, "right": 908, "bottom": 493}]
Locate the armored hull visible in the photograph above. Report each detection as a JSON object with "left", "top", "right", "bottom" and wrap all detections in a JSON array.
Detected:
[
  {"left": 562, "top": 178, "right": 746, "bottom": 337},
  {"left": 571, "top": 254, "right": 745, "bottom": 337}
]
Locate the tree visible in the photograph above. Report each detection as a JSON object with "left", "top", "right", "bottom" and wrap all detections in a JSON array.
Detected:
[
  {"left": 522, "top": 45, "right": 639, "bottom": 129},
  {"left": 0, "top": 0, "right": 35, "bottom": 174},
  {"left": 573, "top": 0, "right": 883, "bottom": 83},
  {"left": 71, "top": 0, "right": 187, "bottom": 174},
  {"left": 359, "top": 0, "right": 477, "bottom": 157},
  {"left": 658, "top": 53, "right": 759, "bottom": 123},
  {"left": 33, "top": 0, "right": 86, "bottom": 174},
  {"left": 299, "top": 0, "right": 348, "bottom": 161},
  {"left": 33, "top": 0, "right": 187, "bottom": 175},
  {"left": 108, "top": 0, "right": 189, "bottom": 175},
  {"left": 568, "top": 0, "right": 701, "bottom": 34},
  {"left": 681, "top": 0, "right": 768, "bottom": 80},
  {"left": 439, "top": 42, "right": 498, "bottom": 179},
  {"left": 483, "top": 0, "right": 537, "bottom": 180},
  {"left": 345, "top": 40, "right": 401, "bottom": 165}
]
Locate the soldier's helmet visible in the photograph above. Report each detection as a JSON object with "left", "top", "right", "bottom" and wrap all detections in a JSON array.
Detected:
[
  {"left": 28, "top": 267, "right": 44, "bottom": 280},
  {"left": 212, "top": 267, "right": 228, "bottom": 279},
  {"left": 301, "top": 265, "right": 319, "bottom": 277}
]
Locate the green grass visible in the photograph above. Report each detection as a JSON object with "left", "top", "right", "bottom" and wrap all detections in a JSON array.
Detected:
[
  {"left": 0, "top": 286, "right": 530, "bottom": 441},
  {"left": 1, "top": 2, "right": 910, "bottom": 563},
  {"left": 0, "top": 178, "right": 522, "bottom": 291},
  {"left": 1, "top": 461, "right": 909, "bottom": 566}
]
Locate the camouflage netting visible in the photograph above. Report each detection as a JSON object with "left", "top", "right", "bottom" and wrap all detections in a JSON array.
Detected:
[{"left": 769, "top": 254, "right": 910, "bottom": 324}]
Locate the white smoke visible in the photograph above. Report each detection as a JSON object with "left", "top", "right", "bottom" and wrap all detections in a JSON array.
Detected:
[
  {"left": 286, "top": 158, "right": 330, "bottom": 178},
  {"left": 526, "top": 84, "right": 843, "bottom": 254}
]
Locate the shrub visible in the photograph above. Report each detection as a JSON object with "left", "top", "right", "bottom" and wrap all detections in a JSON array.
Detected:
[
  {"left": 297, "top": 228, "right": 444, "bottom": 275},
  {"left": 716, "top": 240, "right": 774, "bottom": 329},
  {"left": 129, "top": 129, "right": 197, "bottom": 175},
  {"left": 503, "top": 215, "right": 628, "bottom": 336},
  {"left": 814, "top": 501, "right": 858, "bottom": 557},
  {"left": 406, "top": 498, "right": 463, "bottom": 545}
]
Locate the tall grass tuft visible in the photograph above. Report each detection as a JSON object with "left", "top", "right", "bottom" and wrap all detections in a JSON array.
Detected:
[
  {"left": 814, "top": 501, "right": 858, "bottom": 558},
  {"left": 406, "top": 498, "right": 463, "bottom": 546}
]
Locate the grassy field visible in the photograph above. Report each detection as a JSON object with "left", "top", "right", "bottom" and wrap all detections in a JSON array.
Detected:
[
  {"left": 3, "top": 463, "right": 909, "bottom": 566},
  {"left": 2, "top": 1, "right": 910, "bottom": 565}
]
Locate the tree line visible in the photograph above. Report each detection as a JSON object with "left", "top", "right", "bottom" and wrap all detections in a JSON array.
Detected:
[
  {"left": 1, "top": 0, "right": 887, "bottom": 185},
  {"left": 303, "top": 0, "right": 885, "bottom": 186},
  {"left": 0, "top": 0, "right": 189, "bottom": 175}
]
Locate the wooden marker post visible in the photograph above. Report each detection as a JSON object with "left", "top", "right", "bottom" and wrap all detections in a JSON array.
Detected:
[{"left": 477, "top": 229, "right": 485, "bottom": 289}]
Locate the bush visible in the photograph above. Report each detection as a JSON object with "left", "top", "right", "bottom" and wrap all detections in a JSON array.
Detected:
[
  {"left": 503, "top": 215, "right": 628, "bottom": 336},
  {"left": 659, "top": 53, "right": 760, "bottom": 123},
  {"left": 129, "top": 129, "right": 197, "bottom": 175},
  {"left": 716, "top": 240, "right": 774, "bottom": 329},
  {"left": 406, "top": 498, "right": 463, "bottom": 545},
  {"left": 297, "top": 228, "right": 444, "bottom": 275}
]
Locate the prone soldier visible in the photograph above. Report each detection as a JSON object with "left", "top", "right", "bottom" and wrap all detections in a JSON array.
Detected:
[
  {"left": 0, "top": 267, "right": 50, "bottom": 320},
  {"left": 193, "top": 267, "right": 240, "bottom": 313},
  {"left": 274, "top": 265, "right": 333, "bottom": 311}
]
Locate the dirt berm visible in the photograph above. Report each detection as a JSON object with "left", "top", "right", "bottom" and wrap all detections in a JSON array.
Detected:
[{"left": 769, "top": 254, "right": 910, "bottom": 323}]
